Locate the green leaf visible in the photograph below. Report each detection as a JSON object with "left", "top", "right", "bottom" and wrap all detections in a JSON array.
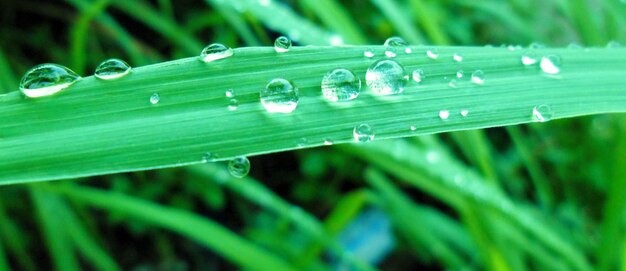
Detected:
[{"left": 1, "top": 46, "right": 626, "bottom": 184}]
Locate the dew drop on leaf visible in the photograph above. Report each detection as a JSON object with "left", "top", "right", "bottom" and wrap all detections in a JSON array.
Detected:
[
  {"left": 439, "top": 110, "right": 450, "bottom": 120},
  {"left": 412, "top": 69, "right": 425, "bottom": 83},
  {"left": 225, "top": 89, "right": 235, "bottom": 98},
  {"left": 19, "top": 63, "right": 81, "bottom": 98},
  {"left": 426, "top": 49, "right": 439, "bottom": 59},
  {"left": 260, "top": 78, "right": 299, "bottom": 113},
  {"left": 228, "top": 157, "right": 250, "bottom": 178},
  {"left": 321, "top": 68, "right": 361, "bottom": 102},
  {"left": 94, "top": 59, "right": 131, "bottom": 80},
  {"left": 366, "top": 59, "right": 407, "bottom": 95},
  {"left": 274, "top": 36, "right": 292, "bottom": 53},
  {"left": 521, "top": 51, "right": 537, "bottom": 65},
  {"left": 150, "top": 93, "right": 160, "bottom": 104},
  {"left": 453, "top": 53, "right": 463, "bottom": 62},
  {"left": 200, "top": 43, "right": 233, "bottom": 62},
  {"left": 228, "top": 99, "right": 239, "bottom": 110},
  {"left": 353, "top": 124, "right": 375, "bottom": 142},
  {"left": 532, "top": 104, "right": 554, "bottom": 122},
  {"left": 540, "top": 55, "right": 561, "bottom": 75},
  {"left": 471, "top": 70, "right": 485, "bottom": 85},
  {"left": 384, "top": 36, "right": 409, "bottom": 47}
]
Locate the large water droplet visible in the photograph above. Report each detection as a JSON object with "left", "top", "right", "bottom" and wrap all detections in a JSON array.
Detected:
[
  {"left": 94, "top": 58, "right": 131, "bottom": 80},
  {"left": 200, "top": 43, "right": 233, "bottom": 62},
  {"left": 321, "top": 68, "right": 361, "bottom": 102},
  {"left": 353, "top": 124, "right": 375, "bottom": 142},
  {"left": 366, "top": 59, "right": 407, "bottom": 95},
  {"left": 521, "top": 51, "right": 537, "bottom": 65},
  {"left": 532, "top": 104, "right": 554, "bottom": 122},
  {"left": 228, "top": 157, "right": 250, "bottom": 178},
  {"left": 274, "top": 36, "right": 292, "bottom": 52},
  {"left": 19, "top": 63, "right": 81, "bottom": 98},
  {"left": 260, "top": 78, "right": 299, "bottom": 113},
  {"left": 150, "top": 93, "right": 160, "bottom": 104},
  {"left": 412, "top": 69, "right": 425, "bottom": 83},
  {"left": 384, "top": 37, "right": 408, "bottom": 47},
  {"left": 540, "top": 55, "right": 561, "bottom": 74},
  {"left": 471, "top": 70, "right": 485, "bottom": 85}
]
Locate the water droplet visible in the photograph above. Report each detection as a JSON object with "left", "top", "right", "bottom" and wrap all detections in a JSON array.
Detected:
[
  {"left": 19, "top": 63, "right": 81, "bottom": 98},
  {"left": 540, "top": 55, "right": 561, "bottom": 75},
  {"left": 364, "top": 50, "right": 375, "bottom": 58},
  {"left": 410, "top": 125, "right": 417, "bottom": 131},
  {"left": 607, "top": 41, "right": 622, "bottom": 48},
  {"left": 385, "top": 49, "right": 397, "bottom": 58},
  {"left": 412, "top": 69, "right": 425, "bottom": 83},
  {"left": 260, "top": 78, "right": 299, "bottom": 113},
  {"left": 521, "top": 51, "right": 537, "bottom": 65},
  {"left": 94, "top": 58, "right": 131, "bottom": 80},
  {"left": 353, "top": 124, "right": 375, "bottom": 142},
  {"left": 453, "top": 53, "right": 463, "bottom": 62},
  {"left": 321, "top": 68, "right": 361, "bottom": 102},
  {"left": 384, "top": 37, "right": 408, "bottom": 47},
  {"left": 297, "top": 137, "right": 308, "bottom": 148},
  {"left": 426, "top": 49, "right": 439, "bottom": 59},
  {"left": 202, "top": 152, "right": 219, "bottom": 162},
  {"left": 150, "top": 93, "right": 160, "bottom": 104},
  {"left": 439, "top": 110, "right": 450, "bottom": 120},
  {"left": 532, "top": 104, "right": 554, "bottom": 122},
  {"left": 456, "top": 70, "right": 464, "bottom": 79},
  {"left": 228, "top": 157, "right": 250, "bottom": 178},
  {"left": 366, "top": 59, "right": 407, "bottom": 95},
  {"left": 448, "top": 79, "right": 457, "bottom": 88},
  {"left": 200, "top": 43, "right": 233, "bottom": 62},
  {"left": 329, "top": 35, "right": 344, "bottom": 46},
  {"left": 323, "top": 138, "right": 333, "bottom": 145},
  {"left": 225, "top": 89, "right": 235, "bottom": 98},
  {"left": 460, "top": 110, "right": 469, "bottom": 117},
  {"left": 529, "top": 42, "right": 545, "bottom": 49},
  {"left": 404, "top": 48, "right": 412, "bottom": 54},
  {"left": 471, "top": 70, "right": 485, "bottom": 85},
  {"left": 228, "top": 99, "right": 239, "bottom": 110},
  {"left": 274, "top": 36, "right": 292, "bottom": 52}
]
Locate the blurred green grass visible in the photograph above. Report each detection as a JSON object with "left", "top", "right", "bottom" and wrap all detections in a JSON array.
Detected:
[{"left": 1, "top": 0, "right": 625, "bottom": 270}]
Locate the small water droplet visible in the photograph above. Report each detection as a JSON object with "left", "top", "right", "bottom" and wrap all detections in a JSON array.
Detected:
[
  {"left": 385, "top": 49, "right": 397, "bottom": 58},
  {"left": 448, "top": 79, "right": 457, "bottom": 88},
  {"left": 439, "top": 110, "right": 450, "bottom": 120},
  {"left": 529, "top": 42, "right": 545, "bottom": 49},
  {"left": 366, "top": 59, "right": 407, "bottom": 95},
  {"left": 456, "top": 70, "right": 464, "bottom": 79},
  {"left": 19, "top": 63, "right": 81, "bottom": 98},
  {"left": 453, "top": 53, "right": 463, "bottom": 62},
  {"left": 540, "top": 55, "right": 561, "bottom": 75},
  {"left": 297, "top": 137, "right": 308, "bottom": 148},
  {"left": 323, "top": 138, "right": 334, "bottom": 145},
  {"left": 364, "top": 50, "right": 375, "bottom": 58},
  {"left": 404, "top": 48, "right": 412, "bottom": 54},
  {"left": 521, "top": 51, "right": 537, "bottom": 65},
  {"left": 460, "top": 110, "right": 469, "bottom": 117},
  {"left": 412, "top": 69, "right": 425, "bottom": 83},
  {"left": 202, "top": 152, "right": 219, "bottom": 163},
  {"left": 274, "top": 36, "right": 292, "bottom": 52},
  {"left": 410, "top": 125, "right": 417, "bottom": 131},
  {"left": 94, "top": 58, "right": 131, "bottom": 80},
  {"left": 260, "top": 78, "right": 299, "bottom": 113},
  {"left": 228, "top": 99, "right": 239, "bottom": 110},
  {"left": 384, "top": 37, "right": 408, "bottom": 47},
  {"left": 532, "top": 104, "right": 554, "bottom": 122},
  {"left": 225, "top": 89, "right": 235, "bottom": 98},
  {"left": 411, "top": 69, "right": 426, "bottom": 83},
  {"left": 353, "top": 124, "right": 375, "bottom": 142},
  {"left": 321, "top": 68, "right": 361, "bottom": 102},
  {"left": 150, "top": 93, "right": 160, "bottom": 104},
  {"left": 228, "top": 157, "right": 250, "bottom": 178},
  {"left": 607, "top": 41, "right": 622, "bottom": 48},
  {"left": 471, "top": 70, "right": 485, "bottom": 85},
  {"left": 200, "top": 43, "right": 233, "bottom": 62},
  {"left": 426, "top": 49, "right": 439, "bottom": 59}
]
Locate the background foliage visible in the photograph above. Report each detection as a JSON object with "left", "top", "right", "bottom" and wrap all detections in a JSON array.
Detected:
[{"left": 1, "top": 0, "right": 626, "bottom": 270}]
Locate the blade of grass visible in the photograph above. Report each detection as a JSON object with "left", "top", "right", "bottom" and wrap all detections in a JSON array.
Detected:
[
  {"left": 0, "top": 200, "right": 35, "bottom": 271},
  {"left": 70, "top": 0, "right": 112, "bottom": 74},
  {"left": 203, "top": 3, "right": 262, "bottom": 46},
  {"left": 0, "top": 47, "right": 17, "bottom": 93},
  {"left": 0, "top": 236, "right": 8, "bottom": 271},
  {"left": 566, "top": 0, "right": 604, "bottom": 45},
  {"left": 207, "top": 0, "right": 339, "bottom": 45},
  {"left": 43, "top": 183, "right": 299, "bottom": 271},
  {"left": 408, "top": 0, "right": 450, "bottom": 45},
  {"left": 1, "top": 46, "right": 626, "bottom": 184},
  {"left": 31, "top": 188, "right": 81, "bottom": 271},
  {"left": 450, "top": 130, "right": 501, "bottom": 190},
  {"left": 185, "top": 164, "right": 377, "bottom": 271},
  {"left": 299, "top": 0, "right": 367, "bottom": 44},
  {"left": 369, "top": 0, "right": 425, "bottom": 44}
]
